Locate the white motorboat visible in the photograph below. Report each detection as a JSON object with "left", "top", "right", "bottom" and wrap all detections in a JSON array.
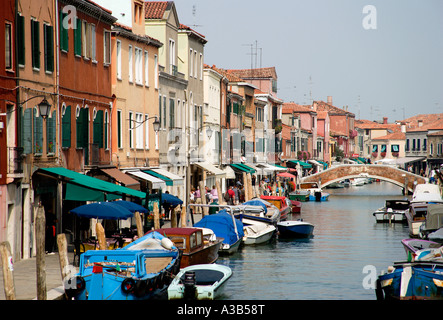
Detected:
[
  {"left": 167, "top": 264, "right": 232, "bottom": 300},
  {"left": 373, "top": 199, "right": 410, "bottom": 223},
  {"left": 242, "top": 218, "right": 276, "bottom": 245}
]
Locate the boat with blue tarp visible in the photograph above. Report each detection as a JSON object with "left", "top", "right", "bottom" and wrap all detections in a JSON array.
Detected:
[{"left": 64, "top": 231, "right": 181, "bottom": 300}]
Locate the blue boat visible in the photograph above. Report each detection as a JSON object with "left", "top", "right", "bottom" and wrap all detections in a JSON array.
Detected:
[
  {"left": 277, "top": 219, "right": 314, "bottom": 238},
  {"left": 375, "top": 261, "right": 443, "bottom": 300},
  {"left": 64, "top": 231, "right": 181, "bottom": 300},
  {"left": 194, "top": 210, "right": 244, "bottom": 254}
]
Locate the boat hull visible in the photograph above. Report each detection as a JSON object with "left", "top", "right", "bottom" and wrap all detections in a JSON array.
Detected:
[
  {"left": 277, "top": 220, "right": 314, "bottom": 238},
  {"left": 376, "top": 261, "right": 443, "bottom": 300},
  {"left": 242, "top": 223, "right": 276, "bottom": 245},
  {"left": 168, "top": 264, "right": 232, "bottom": 300},
  {"left": 308, "top": 192, "right": 329, "bottom": 202},
  {"left": 373, "top": 211, "right": 406, "bottom": 223}
]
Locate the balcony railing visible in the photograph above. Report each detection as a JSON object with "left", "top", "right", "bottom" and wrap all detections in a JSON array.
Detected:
[{"left": 8, "top": 147, "right": 24, "bottom": 174}]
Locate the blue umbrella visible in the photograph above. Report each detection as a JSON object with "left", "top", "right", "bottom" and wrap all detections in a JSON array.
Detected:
[
  {"left": 161, "top": 193, "right": 183, "bottom": 207},
  {"left": 70, "top": 202, "right": 134, "bottom": 220},
  {"left": 111, "top": 200, "right": 148, "bottom": 213}
]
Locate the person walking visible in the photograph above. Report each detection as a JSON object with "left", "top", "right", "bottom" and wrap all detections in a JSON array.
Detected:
[
  {"left": 210, "top": 185, "right": 219, "bottom": 202},
  {"left": 194, "top": 186, "right": 202, "bottom": 214}
]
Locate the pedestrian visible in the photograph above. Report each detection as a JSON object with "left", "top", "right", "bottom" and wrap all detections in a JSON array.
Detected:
[
  {"left": 233, "top": 184, "right": 239, "bottom": 205},
  {"left": 208, "top": 194, "right": 219, "bottom": 215},
  {"left": 194, "top": 186, "right": 202, "bottom": 214},
  {"left": 210, "top": 185, "right": 218, "bottom": 202},
  {"left": 227, "top": 185, "right": 235, "bottom": 205}
]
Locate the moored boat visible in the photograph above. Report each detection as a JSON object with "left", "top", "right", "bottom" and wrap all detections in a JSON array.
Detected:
[
  {"left": 419, "top": 204, "right": 443, "bottom": 240},
  {"left": 290, "top": 200, "right": 302, "bottom": 214},
  {"left": 64, "top": 231, "right": 181, "bottom": 300},
  {"left": 242, "top": 218, "right": 276, "bottom": 245},
  {"left": 147, "top": 227, "right": 223, "bottom": 268},
  {"left": 238, "top": 199, "right": 281, "bottom": 225},
  {"left": 375, "top": 261, "right": 443, "bottom": 300},
  {"left": 194, "top": 210, "right": 244, "bottom": 254},
  {"left": 167, "top": 264, "right": 232, "bottom": 300},
  {"left": 401, "top": 238, "right": 441, "bottom": 261},
  {"left": 277, "top": 219, "right": 314, "bottom": 239},
  {"left": 372, "top": 199, "right": 409, "bottom": 223},
  {"left": 289, "top": 190, "right": 310, "bottom": 202},
  {"left": 259, "top": 196, "right": 291, "bottom": 221},
  {"left": 298, "top": 182, "right": 329, "bottom": 201}
]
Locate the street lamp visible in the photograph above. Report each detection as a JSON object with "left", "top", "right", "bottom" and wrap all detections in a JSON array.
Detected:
[
  {"left": 152, "top": 116, "right": 160, "bottom": 133},
  {"left": 37, "top": 98, "right": 51, "bottom": 119}
]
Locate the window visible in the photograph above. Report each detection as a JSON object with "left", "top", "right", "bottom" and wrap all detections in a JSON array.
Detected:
[
  {"left": 59, "top": 10, "right": 68, "bottom": 52},
  {"left": 47, "top": 111, "right": 56, "bottom": 154},
  {"left": 194, "top": 50, "right": 197, "bottom": 78},
  {"left": 31, "top": 18, "right": 40, "bottom": 69},
  {"left": 117, "top": 109, "right": 122, "bottom": 148},
  {"left": 154, "top": 54, "right": 158, "bottom": 88},
  {"left": 189, "top": 48, "right": 193, "bottom": 77},
  {"left": 33, "top": 108, "right": 43, "bottom": 154},
  {"left": 380, "top": 145, "right": 386, "bottom": 153},
  {"left": 82, "top": 20, "right": 89, "bottom": 58},
  {"left": 116, "top": 40, "right": 121, "bottom": 79},
  {"left": 417, "top": 139, "right": 420, "bottom": 151},
  {"left": 104, "top": 30, "right": 111, "bottom": 65},
  {"left": 144, "top": 50, "right": 149, "bottom": 86},
  {"left": 256, "top": 107, "right": 264, "bottom": 122},
  {"left": 90, "top": 24, "right": 96, "bottom": 61},
  {"left": 405, "top": 139, "right": 410, "bottom": 151},
  {"left": 135, "top": 113, "right": 143, "bottom": 149},
  {"left": 169, "top": 39, "right": 175, "bottom": 74},
  {"left": 145, "top": 114, "right": 150, "bottom": 149},
  {"left": 134, "top": 47, "right": 142, "bottom": 84},
  {"left": 199, "top": 53, "right": 203, "bottom": 80},
  {"left": 74, "top": 18, "right": 81, "bottom": 56},
  {"left": 62, "top": 105, "right": 71, "bottom": 148},
  {"left": 412, "top": 139, "right": 416, "bottom": 151},
  {"left": 44, "top": 24, "right": 54, "bottom": 72},
  {"left": 128, "top": 45, "right": 133, "bottom": 82},
  {"left": 104, "top": 111, "right": 109, "bottom": 149},
  {"left": 129, "top": 111, "right": 134, "bottom": 148},
  {"left": 372, "top": 145, "right": 378, "bottom": 153},
  {"left": 423, "top": 138, "right": 427, "bottom": 151},
  {"left": 17, "top": 14, "right": 25, "bottom": 65},
  {"left": 76, "top": 107, "right": 88, "bottom": 149},
  {"left": 162, "top": 96, "right": 166, "bottom": 128},
  {"left": 5, "top": 23, "right": 12, "bottom": 69}
]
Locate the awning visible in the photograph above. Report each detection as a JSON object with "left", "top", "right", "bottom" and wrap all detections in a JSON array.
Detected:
[
  {"left": 395, "top": 157, "right": 426, "bottom": 166},
  {"left": 259, "top": 163, "right": 287, "bottom": 172},
  {"left": 230, "top": 163, "right": 256, "bottom": 174},
  {"left": 36, "top": 167, "right": 146, "bottom": 201},
  {"left": 191, "top": 161, "right": 226, "bottom": 177},
  {"left": 124, "top": 170, "right": 166, "bottom": 190},
  {"left": 316, "top": 160, "right": 328, "bottom": 169},
  {"left": 221, "top": 165, "right": 236, "bottom": 179},
  {"left": 100, "top": 168, "right": 140, "bottom": 188},
  {"left": 288, "top": 160, "right": 312, "bottom": 169},
  {"left": 145, "top": 168, "right": 184, "bottom": 186}
]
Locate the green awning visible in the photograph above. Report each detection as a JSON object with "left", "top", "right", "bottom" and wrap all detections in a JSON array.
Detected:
[
  {"left": 37, "top": 167, "right": 146, "bottom": 201},
  {"left": 317, "top": 160, "right": 328, "bottom": 169},
  {"left": 288, "top": 160, "right": 312, "bottom": 169},
  {"left": 143, "top": 170, "right": 173, "bottom": 186},
  {"left": 230, "top": 163, "right": 255, "bottom": 174}
]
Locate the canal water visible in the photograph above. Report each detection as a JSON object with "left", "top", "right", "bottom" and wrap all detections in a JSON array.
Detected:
[{"left": 217, "top": 181, "right": 410, "bottom": 300}]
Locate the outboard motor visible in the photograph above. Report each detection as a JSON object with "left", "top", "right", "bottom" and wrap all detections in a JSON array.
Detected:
[
  {"left": 183, "top": 271, "right": 197, "bottom": 300},
  {"left": 315, "top": 191, "right": 322, "bottom": 202}
]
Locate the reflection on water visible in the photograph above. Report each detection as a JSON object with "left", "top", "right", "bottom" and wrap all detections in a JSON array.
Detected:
[{"left": 217, "top": 181, "right": 410, "bottom": 300}]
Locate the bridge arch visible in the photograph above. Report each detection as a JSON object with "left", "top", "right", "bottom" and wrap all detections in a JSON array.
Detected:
[{"left": 299, "top": 164, "right": 428, "bottom": 193}]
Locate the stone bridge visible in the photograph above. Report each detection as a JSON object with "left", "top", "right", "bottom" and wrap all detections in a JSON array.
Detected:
[{"left": 300, "top": 164, "right": 428, "bottom": 193}]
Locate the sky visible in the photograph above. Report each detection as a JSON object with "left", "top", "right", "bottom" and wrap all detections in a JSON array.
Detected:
[{"left": 172, "top": 0, "right": 443, "bottom": 122}]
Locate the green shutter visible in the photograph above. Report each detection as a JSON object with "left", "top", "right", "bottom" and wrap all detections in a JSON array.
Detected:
[
  {"left": 33, "top": 108, "right": 43, "bottom": 154},
  {"left": 22, "top": 108, "right": 32, "bottom": 154},
  {"left": 44, "top": 24, "right": 54, "bottom": 72},
  {"left": 77, "top": 108, "right": 88, "bottom": 148},
  {"left": 17, "top": 14, "right": 25, "bottom": 65},
  {"left": 74, "top": 18, "right": 81, "bottom": 56},
  {"left": 62, "top": 105, "right": 71, "bottom": 148},
  {"left": 104, "top": 113, "right": 108, "bottom": 149},
  {"left": 31, "top": 20, "right": 40, "bottom": 69},
  {"left": 169, "top": 99, "right": 174, "bottom": 129},
  {"left": 59, "top": 10, "right": 68, "bottom": 51},
  {"left": 47, "top": 111, "right": 56, "bottom": 153},
  {"left": 117, "top": 110, "right": 122, "bottom": 148},
  {"left": 93, "top": 110, "right": 103, "bottom": 148}
]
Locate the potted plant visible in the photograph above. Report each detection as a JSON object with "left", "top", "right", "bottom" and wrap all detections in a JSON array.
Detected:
[
  {"left": 380, "top": 152, "right": 386, "bottom": 158},
  {"left": 371, "top": 152, "right": 378, "bottom": 158}
]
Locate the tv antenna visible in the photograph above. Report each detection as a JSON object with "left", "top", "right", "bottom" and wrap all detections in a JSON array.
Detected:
[{"left": 188, "top": 5, "right": 203, "bottom": 28}]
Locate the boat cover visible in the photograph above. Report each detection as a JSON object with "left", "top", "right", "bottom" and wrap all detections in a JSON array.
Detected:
[
  {"left": 243, "top": 199, "right": 268, "bottom": 213},
  {"left": 194, "top": 211, "right": 244, "bottom": 245},
  {"left": 423, "top": 204, "right": 443, "bottom": 230}
]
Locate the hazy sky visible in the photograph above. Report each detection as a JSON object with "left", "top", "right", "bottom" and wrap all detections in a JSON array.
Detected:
[{"left": 172, "top": 0, "right": 443, "bottom": 122}]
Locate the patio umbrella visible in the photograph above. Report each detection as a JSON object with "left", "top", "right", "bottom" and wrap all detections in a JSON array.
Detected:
[
  {"left": 70, "top": 202, "right": 134, "bottom": 220},
  {"left": 161, "top": 193, "right": 183, "bottom": 207},
  {"left": 111, "top": 200, "right": 148, "bottom": 213},
  {"left": 277, "top": 172, "right": 296, "bottom": 179}
]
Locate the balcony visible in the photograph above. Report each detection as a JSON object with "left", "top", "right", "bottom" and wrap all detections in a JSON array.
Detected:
[{"left": 7, "top": 147, "right": 24, "bottom": 178}]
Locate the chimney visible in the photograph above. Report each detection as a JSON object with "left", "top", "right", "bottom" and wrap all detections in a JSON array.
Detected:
[
  {"left": 401, "top": 122, "right": 406, "bottom": 133},
  {"left": 418, "top": 119, "right": 423, "bottom": 127},
  {"left": 327, "top": 96, "right": 332, "bottom": 105},
  {"left": 383, "top": 117, "right": 388, "bottom": 124}
]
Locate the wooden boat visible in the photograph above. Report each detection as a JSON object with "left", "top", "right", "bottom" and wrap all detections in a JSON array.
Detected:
[
  {"left": 277, "top": 219, "right": 314, "bottom": 239},
  {"left": 401, "top": 238, "right": 441, "bottom": 261},
  {"left": 194, "top": 210, "right": 244, "bottom": 254},
  {"left": 259, "top": 196, "right": 291, "bottom": 221},
  {"left": 375, "top": 261, "right": 443, "bottom": 300},
  {"left": 148, "top": 228, "right": 223, "bottom": 268},
  {"left": 64, "top": 231, "right": 181, "bottom": 300},
  {"left": 242, "top": 218, "right": 276, "bottom": 245},
  {"left": 167, "top": 264, "right": 232, "bottom": 300},
  {"left": 289, "top": 190, "right": 310, "bottom": 202},
  {"left": 290, "top": 200, "right": 301, "bottom": 214},
  {"left": 297, "top": 182, "right": 330, "bottom": 201},
  {"left": 372, "top": 199, "right": 409, "bottom": 223}
]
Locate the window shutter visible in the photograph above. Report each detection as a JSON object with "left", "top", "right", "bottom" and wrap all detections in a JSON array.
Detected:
[
  {"left": 76, "top": 108, "right": 86, "bottom": 148},
  {"left": 47, "top": 111, "right": 56, "bottom": 153},
  {"left": 74, "top": 18, "right": 81, "bottom": 56},
  {"left": 62, "top": 105, "right": 71, "bottom": 148},
  {"left": 33, "top": 108, "right": 43, "bottom": 153},
  {"left": 93, "top": 110, "right": 103, "bottom": 148},
  {"left": 31, "top": 20, "right": 40, "bottom": 69},
  {"left": 17, "top": 14, "right": 25, "bottom": 65},
  {"left": 22, "top": 108, "right": 32, "bottom": 154},
  {"left": 59, "top": 10, "right": 68, "bottom": 51},
  {"left": 44, "top": 24, "right": 54, "bottom": 72}
]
